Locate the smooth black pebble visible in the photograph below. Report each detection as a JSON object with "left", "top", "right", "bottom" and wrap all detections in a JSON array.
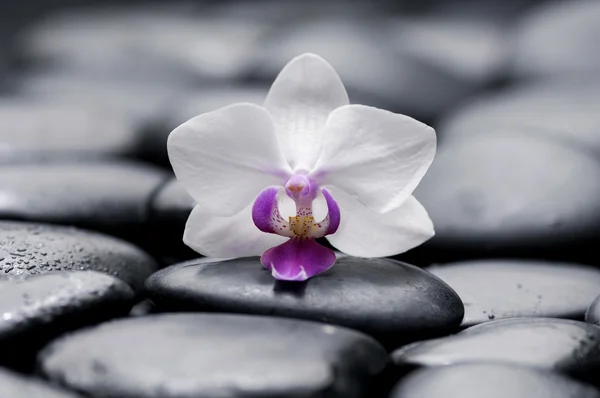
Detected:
[
  {"left": 512, "top": 0, "right": 600, "bottom": 77},
  {"left": 0, "top": 271, "right": 134, "bottom": 370},
  {"left": 439, "top": 79, "right": 600, "bottom": 151},
  {"left": 0, "top": 221, "right": 158, "bottom": 291},
  {"left": 390, "top": 363, "right": 600, "bottom": 398},
  {"left": 38, "top": 313, "right": 387, "bottom": 398},
  {"left": 0, "top": 161, "right": 168, "bottom": 245},
  {"left": 0, "top": 368, "right": 83, "bottom": 398},
  {"left": 146, "top": 256, "right": 464, "bottom": 345},
  {"left": 427, "top": 259, "right": 600, "bottom": 326},
  {"left": 0, "top": 100, "right": 140, "bottom": 163},
  {"left": 392, "top": 318, "right": 600, "bottom": 383},
  {"left": 413, "top": 131, "right": 600, "bottom": 263}
]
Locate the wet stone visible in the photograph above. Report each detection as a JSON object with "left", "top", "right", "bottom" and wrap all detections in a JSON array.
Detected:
[
  {"left": 38, "top": 313, "right": 388, "bottom": 398},
  {"left": 0, "top": 161, "right": 168, "bottom": 244},
  {"left": 392, "top": 318, "right": 600, "bottom": 383},
  {"left": 0, "top": 368, "right": 82, "bottom": 398},
  {"left": 0, "top": 221, "right": 158, "bottom": 292},
  {"left": 439, "top": 79, "right": 600, "bottom": 151},
  {"left": 585, "top": 294, "right": 600, "bottom": 326},
  {"left": 0, "top": 100, "right": 141, "bottom": 163},
  {"left": 427, "top": 259, "right": 600, "bottom": 327},
  {"left": 145, "top": 256, "right": 464, "bottom": 345},
  {"left": 512, "top": 0, "right": 600, "bottom": 77},
  {"left": 0, "top": 271, "right": 134, "bottom": 370},
  {"left": 413, "top": 131, "right": 600, "bottom": 263},
  {"left": 390, "top": 363, "right": 600, "bottom": 398}
]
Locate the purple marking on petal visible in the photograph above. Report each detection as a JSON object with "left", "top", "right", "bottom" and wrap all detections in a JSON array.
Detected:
[
  {"left": 260, "top": 238, "right": 336, "bottom": 281},
  {"left": 252, "top": 187, "right": 293, "bottom": 237},
  {"left": 322, "top": 188, "right": 340, "bottom": 235}
]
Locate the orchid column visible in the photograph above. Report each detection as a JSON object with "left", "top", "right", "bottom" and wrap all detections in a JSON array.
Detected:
[{"left": 168, "top": 53, "right": 436, "bottom": 281}]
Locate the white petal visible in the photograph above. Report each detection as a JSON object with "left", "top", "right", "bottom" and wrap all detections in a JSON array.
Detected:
[
  {"left": 263, "top": 53, "right": 349, "bottom": 171},
  {"left": 184, "top": 203, "right": 288, "bottom": 258},
  {"left": 314, "top": 104, "right": 436, "bottom": 213},
  {"left": 325, "top": 187, "right": 434, "bottom": 257},
  {"left": 168, "top": 103, "right": 292, "bottom": 216}
]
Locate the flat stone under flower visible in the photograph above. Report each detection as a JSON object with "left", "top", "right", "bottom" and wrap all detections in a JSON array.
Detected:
[{"left": 145, "top": 256, "right": 464, "bottom": 346}]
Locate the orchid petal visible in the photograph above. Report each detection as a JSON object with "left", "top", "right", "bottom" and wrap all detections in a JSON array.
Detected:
[
  {"left": 310, "top": 188, "right": 341, "bottom": 238},
  {"left": 261, "top": 238, "right": 337, "bottom": 281},
  {"left": 264, "top": 53, "right": 349, "bottom": 171},
  {"left": 252, "top": 186, "right": 294, "bottom": 237},
  {"left": 168, "top": 103, "right": 292, "bottom": 217},
  {"left": 314, "top": 104, "right": 436, "bottom": 214},
  {"left": 184, "top": 203, "right": 288, "bottom": 258},
  {"left": 325, "top": 187, "right": 434, "bottom": 257}
]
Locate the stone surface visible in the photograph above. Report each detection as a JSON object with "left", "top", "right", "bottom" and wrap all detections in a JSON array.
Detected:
[
  {"left": 0, "top": 221, "right": 158, "bottom": 292},
  {"left": 392, "top": 318, "right": 600, "bottom": 382},
  {"left": 0, "top": 368, "right": 82, "bottom": 398},
  {"left": 146, "top": 256, "right": 464, "bottom": 344},
  {"left": 512, "top": 0, "right": 600, "bottom": 77},
  {"left": 0, "top": 271, "right": 134, "bottom": 370},
  {"left": 427, "top": 259, "right": 600, "bottom": 326},
  {"left": 390, "top": 363, "right": 600, "bottom": 398},
  {"left": 439, "top": 79, "right": 600, "bottom": 151},
  {"left": 0, "top": 100, "right": 141, "bottom": 163},
  {"left": 413, "top": 131, "right": 600, "bottom": 262},
  {"left": 0, "top": 161, "right": 168, "bottom": 242},
  {"left": 39, "top": 313, "right": 387, "bottom": 398},
  {"left": 585, "top": 294, "right": 600, "bottom": 326}
]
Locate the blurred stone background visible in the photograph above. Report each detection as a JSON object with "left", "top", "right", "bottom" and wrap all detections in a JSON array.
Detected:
[{"left": 2, "top": 0, "right": 600, "bottom": 397}]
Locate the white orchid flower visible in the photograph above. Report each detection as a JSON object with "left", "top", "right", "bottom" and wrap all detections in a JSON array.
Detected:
[{"left": 168, "top": 53, "right": 436, "bottom": 281}]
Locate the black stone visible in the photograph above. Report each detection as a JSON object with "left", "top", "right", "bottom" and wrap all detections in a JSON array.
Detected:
[
  {"left": 0, "top": 368, "right": 82, "bottom": 398},
  {"left": 0, "top": 271, "right": 134, "bottom": 370},
  {"left": 145, "top": 256, "right": 464, "bottom": 345},
  {"left": 0, "top": 221, "right": 158, "bottom": 292},
  {"left": 427, "top": 259, "right": 600, "bottom": 327},
  {"left": 38, "top": 313, "right": 388, "bottom": 398},
  {"left": 0, "top": 161, "right": 168, "bottom": 245},
  {"left": 439, "top": 79, "right": 600, "bottom": 151},
  {"left": 0, "top": 100, "right": 141, "bottom": 163},
  {"left": 16, "top": 73, "right": 186, "bottom": 165},
  {"left": 585, "top": 294, "right": 600, "bottom": 326},
  {"left": 413, "top": 131, "right": 600, "bottom": 263},
  {"left": 512, "top": 0, "right": 600, "bottom": 77},
  {"left": 390, "top": 363, "right": 600, "bottom": 398},
  {"left": 392, "top": 318, "right": 600, "bottom": 384}
]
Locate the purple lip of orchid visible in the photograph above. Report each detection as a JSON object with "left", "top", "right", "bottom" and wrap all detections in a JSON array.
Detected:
[{"left": 252, "top": 174, "right": 340, "bottom": 281}]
